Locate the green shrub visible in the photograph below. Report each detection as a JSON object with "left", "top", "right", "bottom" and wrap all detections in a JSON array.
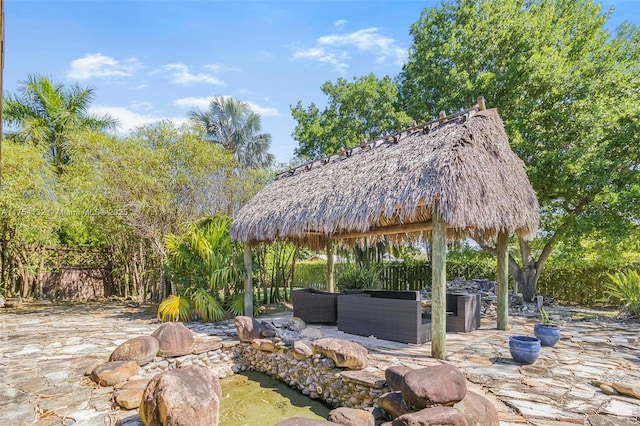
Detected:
[
  {"left": 336, "top": 264, "right": 382, "bottom": 291},
  {"left": 293, "top": 261, "right": 329, "bottom": 289},
  {"left": 606, "top": 269, "right": 640, "bottom": 317}
]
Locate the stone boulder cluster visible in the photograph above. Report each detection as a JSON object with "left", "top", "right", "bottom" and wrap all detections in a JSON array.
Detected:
[
  {"left": 86, "top": 314, "right": 499, "bottom": 426},
  {"left": 88, "top": 322, "right": 224, "bottom": 426},
  {"left": 235, "top": 315, "right": 499, "bottom": 426}
]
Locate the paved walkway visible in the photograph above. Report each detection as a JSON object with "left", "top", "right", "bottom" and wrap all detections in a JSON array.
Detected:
[{"left": 1, "top": 301, "right": 639, "bottom": 425}]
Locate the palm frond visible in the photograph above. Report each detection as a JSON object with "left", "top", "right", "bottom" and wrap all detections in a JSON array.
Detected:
[
  {"left": 190, "top": 287, "right": 226, "bottom": 322},
  {"left": 157, "top": 295, "right": 192, "bottom": 322}
]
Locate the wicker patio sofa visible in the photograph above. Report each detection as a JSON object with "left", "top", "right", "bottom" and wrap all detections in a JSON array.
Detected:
[
  {"left": 292, "top": 288, "right": 339, "bottom": 324},
  {"left": 337, "top": 290, "right": 431, "bottom": 344},
  {"left": 446, "top": 292, "right": 481, "bottom": 333}
]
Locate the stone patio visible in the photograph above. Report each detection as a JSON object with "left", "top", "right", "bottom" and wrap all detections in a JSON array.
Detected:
[{"left": 1, "top": 300, "right": 639, "bottom": 425}]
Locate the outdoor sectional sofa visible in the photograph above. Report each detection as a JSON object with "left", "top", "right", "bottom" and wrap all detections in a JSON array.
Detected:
[
  {"left": 292, "top": 288, "right": 339, "bottom": 324},
  {"left": 337, "top": 290, "right": 432, "bottom": 344}
]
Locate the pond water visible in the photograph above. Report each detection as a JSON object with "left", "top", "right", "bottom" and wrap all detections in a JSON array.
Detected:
[{"left": 219, "top": 371, "right": 331, "bottom": 426}]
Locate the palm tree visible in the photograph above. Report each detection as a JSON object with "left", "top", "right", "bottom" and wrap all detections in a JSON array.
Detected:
[
  {"left": 189, "top": 96, "right": 274, "bottom": 168},
  {"left": 3, "top": 74, "right": 118, "bottom": 173}
]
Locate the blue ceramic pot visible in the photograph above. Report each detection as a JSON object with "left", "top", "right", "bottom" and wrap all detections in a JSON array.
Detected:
[
  {"left": 509, "top": 335, "right": 541, "bottom": 365},
  {"left": 534, "top": 324, "right": 561, "bottom": 347}
]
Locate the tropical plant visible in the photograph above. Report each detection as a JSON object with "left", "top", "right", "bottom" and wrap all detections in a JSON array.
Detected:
[
  {"left": 336, "top": 263, "right": 382, "bottom": 291},
  {"left": 606, "top": 270, "right": 640, "bottom": 318},
  {"left": 539, "top": 307, "right": 552, "bottom": 325},
  {"left": 189, "top": 96, "right": 274, "bottom": 168},
  {"left": 3, "top": 75, "right": 118, "bottom": 173},
  {"left": 160, "top": 215, "right": 246, "bottom": 322}
]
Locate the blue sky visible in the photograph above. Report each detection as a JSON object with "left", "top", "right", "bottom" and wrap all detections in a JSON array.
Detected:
[{"left": 5, "top": 0, "right": 639, "bottom": 165}]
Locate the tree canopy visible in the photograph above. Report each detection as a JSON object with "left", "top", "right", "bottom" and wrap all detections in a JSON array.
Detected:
[
  {"left": 3, "top": 75, "right": 118, "bottom": 173},
  {"left": 397, "top": 0, "right": 640, "bottom": 300},
  {"left": 291, "top": 74, "right": 413, "bottom": 160},
  {"left": 189, "top": 96, "right": 274, "bottom": 169}
]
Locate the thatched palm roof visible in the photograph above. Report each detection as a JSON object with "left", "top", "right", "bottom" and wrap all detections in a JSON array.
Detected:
[{"left": 231, "top": 107, "right": 539, "bottom": 248}]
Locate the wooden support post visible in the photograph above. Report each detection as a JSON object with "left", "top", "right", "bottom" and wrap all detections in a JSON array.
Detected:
[
  {"left": 431, "top": 204, "right": 447, "bottom": 359},
  {"left": 326, "top": 239, "right": 335, "bottom": 293},
  {"left": 244, "top": 245, "right": 253, "bottom": 318},
  {"left": 497, "top": 232, "right": 509, "bottom": 330}
]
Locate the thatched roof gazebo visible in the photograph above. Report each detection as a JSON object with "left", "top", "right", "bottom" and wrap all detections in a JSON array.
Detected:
[{"left": 231, "top": 100, "right": 539, "bottom": 359}]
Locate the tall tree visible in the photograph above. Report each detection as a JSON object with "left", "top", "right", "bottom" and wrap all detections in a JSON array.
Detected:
[
  {"left": 3, "top": 75, "right": 118, "bottom": 173},
  {"left": 291, "top": 74, "right": 413, "bottom": 160},
  {"left": 189, "top": 96, "right": 274, "bottom": 168},
  {"left": 398, "top": 0, "right": 640, "bottom": 300}
]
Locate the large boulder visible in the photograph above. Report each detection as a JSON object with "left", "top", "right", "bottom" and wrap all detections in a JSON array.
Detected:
[
  {"left": 401, "top": 364, "right": 467, "bottom": 409},
  {"left": 139, "top": 365, "right": 222, "bottom": 426},
  {"left": 151, "top": 323, "right": 194, "bottom": 357},
  {"left": 377, "top": 392, "right": 410, "bottom": 419},
  {"left": 311, "top": 338, "right": 368, "bottom": 370},
  {"left": 287, "top": 317, "right": 307, "bottom": 332},
  {"left": 327, "top": 407, "right": 375, "bottom": 426},
  {"left": 391, "top": 406, "right": 469, "bottom": 426},
  {"left": 115, "top": 389, "right": 144, "bottom": 409},
  {"left": 385, "top": 365, "right": 412, "bottom": 392},
  {"left": 234, "top": 316, "right": 277, "bottom": 342},
  {"left": 90, "top": 361, "right": 138, "bottom": 386},
  {"left": 110, "top": 336, "right": 160, "bottom": 366},
  {"left": 453, "top": 390, "right": 499, "bottom": 426}
]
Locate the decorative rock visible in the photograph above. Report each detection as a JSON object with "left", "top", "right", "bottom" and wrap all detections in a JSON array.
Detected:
[
  {"left": 293, "top": 341, "right": 313, "bottom": 360},
  {"left": 252, "top": 338, "right": 277, "bottom": 352},
  {"left": 276, "top": 419, "right": 340, "bottom": 425},
  {"left": 327, "top": 407, "right": 375, "bottom": 425},
  {"left": 401, "top": 365, "right": 467, "bottom": 409},
  {"left": 288, "top": 317, "right": 307, "bottom": 332},
  {"left": 91, "top": 361, "right": 139, "bottom": 386},
  {"left": 151, "top": 323, "right": 194, "bottom": 357},
  {"left": 391, "top": 406, "right": 469, "bottom": 426},
  {"left": 453, "top": 390, "right": 498, "bottom": 426},
  {"left": 311, "top": 338, "right": 368, "bottom": 370},
  {"left": 385, "top": 365, "right": 411, "bottom": 392},
  {"left": 234, "top": 316, "right": 277, "bottom": 342},
  {"left": 600, "top": 384, "right": 618, "bottom": 395},
  {"left": 115, "top": 389, "right": 144, "bottom": 409},
  {"left": 612, "top": 382, "right": 640, "bottom": 399},
  {"left": 377, "top": 392, "right": 410, "bottom": 419},
  {"left": 139, "top": 365, "right": 222, "bottom": 426},
  {"left": 299, "top": 327, "right": 324, "bottom": 341},
  {"left": 110, "top": 336, "right": 160, "bottom": 366},
  {"left": 119, "top": 378, "right": 151, "bottom": 391}
]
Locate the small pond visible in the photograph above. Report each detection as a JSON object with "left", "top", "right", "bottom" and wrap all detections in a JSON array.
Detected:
[{"left": 219, "top": 371, "right": 331, "bottom": 425}]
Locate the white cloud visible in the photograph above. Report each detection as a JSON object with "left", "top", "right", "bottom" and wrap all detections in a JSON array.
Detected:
[
  {"left": 292, "top": 47, "right": 348, "bottom": 73},
  {"left": 333, "top": 19, "right": 348, "bottom": 28},
  {"left": 174, "top": 96, "right": 281, "bottom": 117},
  {"left": 67, "top": 53, "right": 141, "bottom": 80},
  {"left": 161, "top": 63, "right": 227, "bottom": 86},
  {"left": 292, "top": 27, "right": 407, "bottom": 71},
  {"left": 90, "top": 105, "right": 187, "bottom": 132},
  {"left": 318, "top": 27, "right": 406, "bottom": 64},
  {"left": 174, "top": 96, "right": 213, "bottom": 110},
  {"left": 204, "top": 64, "right": 240, "bottom": 73},
  {"left": 246, "top": 101, "right": 280, "bottom": 117}
]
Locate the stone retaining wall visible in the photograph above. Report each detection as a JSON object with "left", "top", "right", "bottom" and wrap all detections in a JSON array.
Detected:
[
  {"left": 234, "top": 342, "right": 389, "bottom": 409},
  {"left": 140, "top": 341, "right": 238, "bottom": 379},
  {"left": 137, "top": 339, "right": 390, "bottom": 410}
]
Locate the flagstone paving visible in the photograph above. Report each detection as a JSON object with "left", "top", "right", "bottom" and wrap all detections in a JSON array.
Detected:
[{"left": 1, "top": 300, "right": 639, "bottom": 425}]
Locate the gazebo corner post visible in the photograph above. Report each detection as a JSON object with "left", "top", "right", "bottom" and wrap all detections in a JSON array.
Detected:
[
  {"left": 243, "top": 244, "right": 253, "bottom": 318},
  {"left": 496, "top": 231, "right": 509, "bottom": 330},
  {"left": 326, "top": 238, "right": 335, "bottom": 293},
  {"left": 431, "top": 204, "right": 447, "bottom": 359}
]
